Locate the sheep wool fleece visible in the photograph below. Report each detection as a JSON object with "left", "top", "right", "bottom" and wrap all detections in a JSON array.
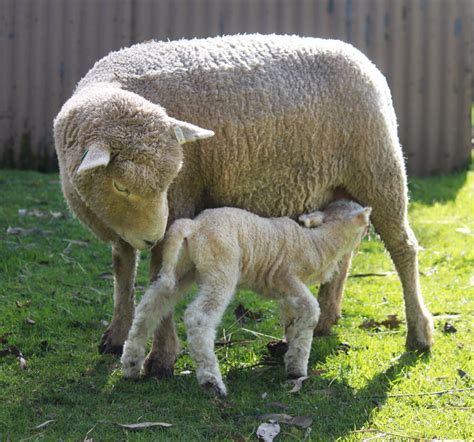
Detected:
[{"left": 53, "top": 34, "right": 434, "bottom": 372}]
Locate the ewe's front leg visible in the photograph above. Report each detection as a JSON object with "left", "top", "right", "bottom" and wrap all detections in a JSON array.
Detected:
[
  {"left": 99, "top": 239, "right": 138, "bottom": 355},
  {"left": 280, "top": 281, "right": 320, "bottom": 378},
  {"left": 314, "top": 252, "right": 352, "bottom": 336}
]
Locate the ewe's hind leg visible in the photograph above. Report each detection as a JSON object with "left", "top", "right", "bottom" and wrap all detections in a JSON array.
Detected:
[
  {"left": 371, "top": 212, "right": 433, "bottom": 351},
  {"left": 99, "top": 239, "right": 138, "bottom": 355},
  {"left": 314, "top": 252, "right": 353, "bottom": 336},
  {"left": 280, "top": 280, "right": 320, "bottom": 378},
  {"left": 184, "top": 273, "right": 238, "bottom": 397},
  {"left": 347, "top": 155, "right": 433, "bottom": 351}
]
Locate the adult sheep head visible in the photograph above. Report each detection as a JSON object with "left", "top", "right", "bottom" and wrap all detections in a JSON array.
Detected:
[{"left": 54, "top": 87, "right": 214, "bottom": 250}]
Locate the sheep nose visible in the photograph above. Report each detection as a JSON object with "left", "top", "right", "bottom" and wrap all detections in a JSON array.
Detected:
[{"left": 144, "top": 239, "right": 157, "bottom": 248}]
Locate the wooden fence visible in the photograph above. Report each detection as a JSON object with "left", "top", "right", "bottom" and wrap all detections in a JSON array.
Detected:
[{"left": 0, "top": 0, "right": 472, "bottom": 175}]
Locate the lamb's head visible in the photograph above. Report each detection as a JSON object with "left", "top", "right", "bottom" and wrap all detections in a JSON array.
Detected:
[
  {"left": 330, "top": 200, "right": 372, "bottom": 243},
  {"left": 55, "top": 87, "right": 214, "bottom": 250}
]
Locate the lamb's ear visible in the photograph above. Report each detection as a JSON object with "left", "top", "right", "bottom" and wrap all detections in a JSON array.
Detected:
[
  {"left": 77, "top": 142, "right": 111, "bottom": 174},
  {"left": 169, "top": 118, "right": 215, "bottom": 144},
  {"left": 350, "top": 207, "right": 372, "bottom": 226}
]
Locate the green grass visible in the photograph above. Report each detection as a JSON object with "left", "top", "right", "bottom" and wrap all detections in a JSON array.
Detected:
[{"left": 0, "top": 158, "right": 473, "bottom": 441}]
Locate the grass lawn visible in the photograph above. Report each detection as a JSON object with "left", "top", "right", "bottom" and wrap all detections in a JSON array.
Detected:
[{"left": 0, "top": 158, "right": 473, "bottom": 441}]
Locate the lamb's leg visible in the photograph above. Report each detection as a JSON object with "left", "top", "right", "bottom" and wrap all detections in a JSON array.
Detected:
[
  {"left": 142, "top": 244, "right": 180, "bottom": 378},
  {"left": 280, "top": 280, "right": 320, "bottom": 378},
  {"left": 314, "top": 252, "right": 353, "bottom": 336},
  {"left": 99, "top": 239, "right": 138, "bottom": 354},
  {"left": 122, "top": 275, "right": 191, "bottom": 378},
  {"left": 184, "top": 274, "right": 238, "bottom": 397}
]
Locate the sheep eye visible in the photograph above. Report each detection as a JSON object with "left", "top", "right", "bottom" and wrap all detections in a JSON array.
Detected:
[{"left": 113, "top": 181, "right": 129, "bottom": 194}]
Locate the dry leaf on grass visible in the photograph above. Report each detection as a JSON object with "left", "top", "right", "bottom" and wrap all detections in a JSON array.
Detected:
[
  {"left": 18, "top": 355, "right": 27, "bottom": 370},
  {"left": 443, "top": 322, "right": 457, "bottom": 333},
  {"left": 379, "top": 315, "right": 403, "bottom": 329},
  {"left": 256, "top": 422, "right": 280, "bottom": 441},
  {"left": 6, "top": 227, "right": 50, "bottom": 236},
  {"left": 266, "top": 340, "right": 288, "bottom": 359},
  {"left": 99, "top": 272, "right": 114, "bottom": 280},
  {"left": 117, "top": 421, "right": 173, "bottom": 430},
  {"left": 234, "top": 303, "right": 263, "bottom": 323},
  {"left": 310, "top": 368, "right": 327, "bottom": 376},
  {"left": 288, "top": 376, "right": 309, "bottom": 393},
  {"left": 18, "top": 208, "right": 67, "bottom": 220},
  {"left": 359, "top": 315, "right": 402, "bottom": 331},
  {"left": 0, "top": 333, "right": 13, "bottom": 344},
  {"left": 266, "top": 401, "right": 289, "bottom": 411},
  {"left": 16, "top": 300, "right": 31, "bottom": 308},
  {"left": 258, "top": 413, "right": 312, "bottom": 429}
]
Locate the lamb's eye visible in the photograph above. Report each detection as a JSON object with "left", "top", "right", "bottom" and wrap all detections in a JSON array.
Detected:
[{"left": 113, "top": 181, "right": 129, "bottom": 194}]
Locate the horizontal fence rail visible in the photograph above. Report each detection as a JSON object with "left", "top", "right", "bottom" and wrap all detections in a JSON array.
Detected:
[{"left": 0, "top": 0, "right": 472, "bottom": 175}]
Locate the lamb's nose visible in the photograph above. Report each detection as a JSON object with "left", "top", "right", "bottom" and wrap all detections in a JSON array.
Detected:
[{"left": 144, "top": 239, "right": 157, "bottom": 248}]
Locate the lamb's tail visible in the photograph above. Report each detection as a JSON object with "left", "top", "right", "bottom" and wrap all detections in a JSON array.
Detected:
[{"left": 157, "top": 219, "right": 194, "bottom": 290}]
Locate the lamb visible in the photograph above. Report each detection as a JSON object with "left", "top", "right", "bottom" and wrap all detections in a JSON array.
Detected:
[
  {"left": 121, "top": 200, "right": 371, "bottom": 396},
  {"left": 53, "top": 34, "right": 434, "bottom": 376}
]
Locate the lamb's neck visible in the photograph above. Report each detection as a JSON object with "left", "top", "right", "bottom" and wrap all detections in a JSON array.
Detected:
[{"left": 306, "top": 221, "right": 355, "bottom": 265}]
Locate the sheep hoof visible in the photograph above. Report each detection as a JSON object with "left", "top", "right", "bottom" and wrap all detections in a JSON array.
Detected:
[
  {"left": 313, "top": 315, "right": 340, "bottom": 337},
  {"left": 313, "top": 324, "right": 332, "bottom": 337},
  {"left": 405, "top": 335, "right": 433, "bottom": 353},
  {"left": 142, "top": 356, "right": 174, "bottom": 379},
  {"left": 406, "top": 317, "right": 434, "bottom": 353},
  {"left": 98, "top": 329, "right": 124, "bottom": 355},
  {"left": 202, "top": 381, "right": 227, "bottom": 397}
]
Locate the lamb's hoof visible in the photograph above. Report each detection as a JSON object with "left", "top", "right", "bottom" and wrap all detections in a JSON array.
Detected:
[
  {"left": 202, "top": 381, "right": 227, "bottom": 397},
  {"left": 142, "top": 355, "right": 174, "bottom": 379},
  {"left": 286, "top": 371, "right": 306, "bottom": 380},
  {"left": 98, "top": 329, "right": 124, "bottom": 355}
]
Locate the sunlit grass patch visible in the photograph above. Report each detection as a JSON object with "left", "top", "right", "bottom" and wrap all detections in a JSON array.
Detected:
[{"left": 0, "top": 157, "right": 473, "bottom": 440}]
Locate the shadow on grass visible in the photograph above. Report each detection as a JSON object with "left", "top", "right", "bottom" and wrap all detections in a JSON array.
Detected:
[
  {"left": 408, "top": 166, "right": 469, "bottom": 205},
  {"left": 225, "top": 337, "right": 430, "bottom": 439},
  {"left": 20, "top": 337, "right": 429, "bottom": 440}
]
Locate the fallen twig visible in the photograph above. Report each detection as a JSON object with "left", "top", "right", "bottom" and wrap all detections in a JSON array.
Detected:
[
  {"left": 215, "top": 339, "right": 255, "bottom": 347},
  {"left": 371, "top": 387, "right": 474, "bottom": 398},
  {"left": 349, "top": 272, "right": 396, "bottom": 278},
  {"left": 240, "top": 328, "right": 280, "bottom": 340}
]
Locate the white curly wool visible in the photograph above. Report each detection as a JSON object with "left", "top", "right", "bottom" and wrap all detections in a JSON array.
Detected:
[
  {"left": 122, "top": 200, "right": 371, "bottom": 395},
  {"left": 54, "top": 34, "right": 433, "bottom": 369}
]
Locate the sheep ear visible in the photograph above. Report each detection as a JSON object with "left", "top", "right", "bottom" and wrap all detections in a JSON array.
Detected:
[
  {"left": 349, "top": 207, "right": 372, "bottom": 225},
  {"left": 169, "top": 118, "right": 215, "bottom": 144},
  {"left": 77, "top": 142, "right": 111, "bottom": 174}
]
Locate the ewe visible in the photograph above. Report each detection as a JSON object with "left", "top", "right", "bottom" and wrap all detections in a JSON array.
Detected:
[
  {"left": 122, "top": 200, "right": 371, "bottom": 396},
  {"left": 54, "top": 35, "right": 433, "bottom": 377}
]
